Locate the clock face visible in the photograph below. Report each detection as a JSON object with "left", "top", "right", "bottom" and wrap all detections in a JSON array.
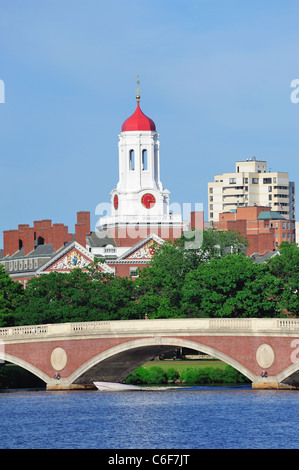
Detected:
[
  {"left": 113, "top": 194, "right": 119, "bottom": 210},
  {"left": 141, "top": 193, "right": 156, "bottom": 209}
]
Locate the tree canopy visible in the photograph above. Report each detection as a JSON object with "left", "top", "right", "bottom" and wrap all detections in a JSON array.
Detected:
[{"left": 0, "top": 265, "right": 25, "bottom": 327}]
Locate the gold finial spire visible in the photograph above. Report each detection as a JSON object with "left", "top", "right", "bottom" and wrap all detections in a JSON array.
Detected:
[{"left": 136, "top": 75, "right": 140, "bottom": 102}]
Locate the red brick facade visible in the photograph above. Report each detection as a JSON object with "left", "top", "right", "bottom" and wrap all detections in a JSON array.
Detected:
[{"left": 214, "top": 206, "right": 295, "bottom": 256}]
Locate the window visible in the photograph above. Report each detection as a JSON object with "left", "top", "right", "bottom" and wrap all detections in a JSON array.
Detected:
[
  {"left": 268, "top": 186, "right": 272, "bottom": 192},
  {"left": 129, "top": 150, "right": 135, "bottom": 170},
  {"left": 263, "top": 178, "right": 272, "bottom": 184},
  {"left": 268, "top": 195, "right": 272, "bottom": 201},
  {"left": 252, "top": 178, "right": 259, "bottom": 184},
  {"left": 142, "top": 149, "right": 147, "bottom": 170},
  {"left": 130, "top": 267, "right": 139, "bottom": 277},
  {"left": 287, "top": 222, "right": 290, "bottom": 229},
  {"left": 282, "top": 222, "right": 286, "bottom": 229},
  {"left": 34, "top": 259, "right": 38, "bottom": 269},
  {"left": 229, "top": 178, "right": 236, "bottom": 184}
]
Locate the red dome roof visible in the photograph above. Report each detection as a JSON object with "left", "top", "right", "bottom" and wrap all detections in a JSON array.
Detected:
[{"left": 121, "top": 102, "right": 156, "bottom": 132}]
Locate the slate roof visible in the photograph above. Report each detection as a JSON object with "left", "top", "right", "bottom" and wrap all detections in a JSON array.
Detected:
[
  {"left": 250, "top": 250, "right": 279, "bottom": 263},
  {"left": 87, "top": 231, "right": 117, "bottom": 248},
  {"left": 257, "top": 211, "right": 286, "bottom": 221}
]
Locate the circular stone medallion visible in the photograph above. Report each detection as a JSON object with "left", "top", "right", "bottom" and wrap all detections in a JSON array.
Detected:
[
  {"left": 256, "top": 344, "right": 275, "bottom": 369},
  {"left": 51, "top": 347, "right": 68, "bottom": 371}
]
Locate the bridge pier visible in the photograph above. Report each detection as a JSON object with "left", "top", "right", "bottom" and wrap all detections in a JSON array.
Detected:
[
  {"left": 46, "top": 377, "right": 96, "bottom": 391},
  {"left": 251, "top": 376, "right": 298, "bottom": 390},
  {"left": 47, "top": 384, "right": 96, "bottom": 391}
]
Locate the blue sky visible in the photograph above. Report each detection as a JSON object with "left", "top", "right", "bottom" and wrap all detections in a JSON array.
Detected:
[{"left": 0, "top": 0, "right": 298, "bottom": 244}]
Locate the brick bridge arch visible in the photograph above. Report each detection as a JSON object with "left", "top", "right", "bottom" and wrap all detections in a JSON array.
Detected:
[
  {"left": 0, "top": 352, "right": 50, "bottom": 384},
  {"left": 1, "top": 318, "right": 298, "bottom": 390},
  {"left": 69, "top": 337, "right": 257, "bottom": 386}
]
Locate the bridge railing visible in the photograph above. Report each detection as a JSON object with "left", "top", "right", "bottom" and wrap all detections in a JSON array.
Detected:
[{"left": 0, "top": 317, "right": 298, "bottom": 341}]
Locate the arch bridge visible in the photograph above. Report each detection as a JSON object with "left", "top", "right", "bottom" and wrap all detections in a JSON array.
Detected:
[{"left": 0, "top": 318, "right": 299, "bottom": 390}]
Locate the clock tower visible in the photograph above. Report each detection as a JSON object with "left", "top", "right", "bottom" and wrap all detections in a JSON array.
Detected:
[{"left": 98, "top": 78, "right": 184, "bottom": 247}]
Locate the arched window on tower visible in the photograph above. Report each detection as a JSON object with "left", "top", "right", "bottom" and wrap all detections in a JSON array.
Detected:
[
  {"left": 129, "top": 150, "right": 135, "bottom": 171},
  {"left": 142, "top": 149, "right": 148, "bottom": 170}
]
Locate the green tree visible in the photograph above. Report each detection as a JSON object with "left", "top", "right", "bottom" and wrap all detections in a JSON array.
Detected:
[
  {"left": 16, "top": 264, "right": 139, "bottom": 326},
  {"left": 135, "top": 229, "right": 248, "bottom": 319},
  {"left": 0, "top": 265, "right": 24, "bottom": 327},
  {"left": 267, "top": 243, "right": 299, "bottom": 316},
  {"left": 268, "top": 242, "right": 299, "bottom": 282},
  {"left": 182, "top": 254, "right": 287, "bottom": 318},
  {"left": 135, "top": 241, "right": 190, "bottom": 319}
]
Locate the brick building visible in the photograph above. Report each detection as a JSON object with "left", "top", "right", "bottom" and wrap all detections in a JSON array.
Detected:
[{"left": 214, "top": 206, "right": 296, "bottom": 256}]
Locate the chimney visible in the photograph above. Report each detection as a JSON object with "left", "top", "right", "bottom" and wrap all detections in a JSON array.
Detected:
[
  {"left": 52, "top": 224, "right": 66, "bottom": 252},
  {"left": 190, "top": 211, "right": 204, "bottom": 230},
  {"left": 23, "top": 227, "right": 35, "bottom": 255},
  {"left": 9, "top": 230, "right": 21, "bottom": 256},
  {"left": 3, "top": 230, "right": 13, "bottom": 257},
  {"left": 75, "top": 211, "right": 90, "bottom": 247}
]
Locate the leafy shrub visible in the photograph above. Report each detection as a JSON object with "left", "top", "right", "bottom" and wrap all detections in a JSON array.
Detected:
[
  {"left": 166, "top": 367, "right": 180, "bottom": 382},
  {"left": 126, "top": 364, "right": 250, "bottom": 386},
  {"left": 222, "top": 365, "right": 250, "bottom": 384},
  {"left": 126, "top": 366, "right": 168, "bottom": 385},
  {"left": 146, "top": 366, "right": 168, "bottom": 384}
]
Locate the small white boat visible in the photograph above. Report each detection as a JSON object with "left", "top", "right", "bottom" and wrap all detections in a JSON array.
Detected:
[{"left": 93, "top": 381, "right": 142, "bottom": 391}]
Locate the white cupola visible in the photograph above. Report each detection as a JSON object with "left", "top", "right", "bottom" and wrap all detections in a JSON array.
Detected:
[{"left": 97, "top": 77, "right": 183, "bottom": 247}]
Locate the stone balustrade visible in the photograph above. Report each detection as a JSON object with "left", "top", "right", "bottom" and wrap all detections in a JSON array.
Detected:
[{"left": 0, "top": 317, "right": 298, "bottom": 341}]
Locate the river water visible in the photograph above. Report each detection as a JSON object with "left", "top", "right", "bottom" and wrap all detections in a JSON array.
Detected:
[{"left": 0, "top": 385, "right": 298, "bottom": 450}]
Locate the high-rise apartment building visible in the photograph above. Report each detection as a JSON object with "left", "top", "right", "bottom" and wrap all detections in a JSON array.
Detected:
[{"left": 208, "top": 159, "right": 295, "bottom": 223}]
